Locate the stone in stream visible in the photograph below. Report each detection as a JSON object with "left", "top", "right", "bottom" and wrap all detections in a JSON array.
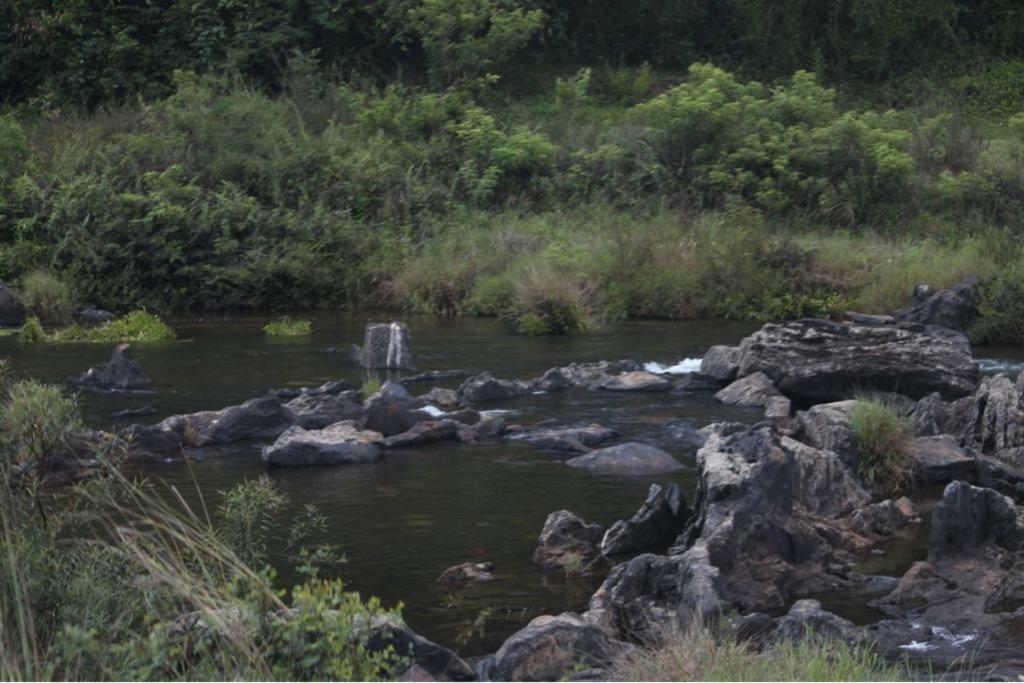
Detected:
[
  {"left": 457, "top": 372, "right": 532, "bottom": 404},
  {"left": 794, "top": 400, "right": 859, "bottom": 466},
  {"left": 436, "top": 562, "right": 494, "bottom": 584},
  {"left": 735, "top": 318, "right": 979, "bottom": 402},
  {"left": 352, "top": 321, "right": 414, "bottom": 370},
  {"left": 417, "top": 386, "right": 460, "bottom": 410},
  {"left": 76, "top": 344, "right": 150, "bottom": 390},
  {"left": 596, "top": 370, "right": 672, "bottom": 392},
  {"left": 893, "top": 277, "right": 981, "bottom": 332},
  {"left": 907, "top": 434, "right": 976, "bottom": 484},
  {"left": 565, "top": 443, "right": 684, "bottom": 475},
  {"left": 509, "top": 424, "right": 619, "bottom": 454},
  {"left": 285, "top": 392, "right": 363, "bottom": 429},
  {"left": 0, "top": 280, "right": 25, "bottom": 326},
  {"left": 380, "top": 419, "right": 459, "bottom": 448},
  {"left": 203, "top": 395, "right": 296, "bottom": 444},
  {"left": 699, "top": 345, "right": 739, "bottom": 383},
  {"left": 362, "top": 381, "right": 426, "bottom": 436},
  {"left": 532, "top": 360, "right": 642, "bottom": 391},
  {"left": 601, "top": 483, "right": 691, "bottom": 556},
  {"left": 262, "top": 421, "right": 382, "bottom": 467},
  {"left": 715, "top": 371, "right": 783, "bottom": 407},
  {"left": 533, "top": 510, "right": 605, "bottom": 570},
  {"left": 74, "top": 304, "right": 115, "bottom": 327}
]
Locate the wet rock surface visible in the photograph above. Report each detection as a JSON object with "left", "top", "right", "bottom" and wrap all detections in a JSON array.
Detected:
[
  {"left": 715, "top": 371, "right": 783, "bottom": 407},
  {"left": 508, "top": 424, "right": 619, "bottom": 453},
  {"left": 437, "top": 562, "right": 495, "bottom": 584},
  {"left": 601, "top": 483, "right": 691, "bottom": 556},
  {"left": 0, "top": 280, "right": 25, "bottom": 326},
  {"left": 262, "top": 421, "right": 381, "bottom": 467},
  {"left": 76, "top": 344, "right": 150, "bottom": 390},
  {"left": 893, "top": 278, "right": 981, "bottom": 332},
  {"left": 565, "top": 442, "right": 684, "bottom": 475},
  {"left": 533, "top": 510, "right": 604, "bottom": 571}
]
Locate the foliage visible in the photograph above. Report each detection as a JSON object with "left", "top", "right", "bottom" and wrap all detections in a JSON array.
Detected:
[
  {"left": 18, "top": 316, "right": 46, "bottom": 343},
  {"left": 19, "top": 271, "right": 73, "bottom": 324},
  {"left": 361, "top": 377, "right": 382, "bottom": 398},
  {"left": 217, "top": 477, "right": 287, "bottom": 567},
  {"left": 264, "top": 317, "right": 313, "bottom": 337},
  {"left": 970, "top": 264, "right": 1024, "bottom": 345},
  {"left": 613, "top": 622, "right": 908, "bottom": 681},
  {"left": 851, "top": 398, "right": 914, "bottom": 494},
  {"left": 51, "top": 311, "right": 176, "bottom": 344},
  {"left": 0, "top": 379, "right": 81, "bottom": 468}
]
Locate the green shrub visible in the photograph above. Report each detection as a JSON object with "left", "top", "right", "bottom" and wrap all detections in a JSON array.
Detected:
[
  {"left": 51, "top": 311, "right": 176, "bottom": 344},
  {"left": 17, "top": 316, "right": 46, "bottom": 342},
  {"left": 851, "top": 398, "right": 913, "bottom": 493},
  {"left": 971, "top": 264, "right": 1024, "bottom": 345},
  {"left": 263, "top": 317, "right": 313, "bottom": 337},
  {"left": 0, "top": 380, "right": 81, "bottom": 467},
  {"left": 361, "top": 377, "right": 382, "bottom": 398},
  {"left": 19, "top": 271, "right": 73, "bottom": 324}
]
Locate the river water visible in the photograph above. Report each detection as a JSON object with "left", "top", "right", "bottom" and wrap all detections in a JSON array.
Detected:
[{"left": 3, "top": 312, "right": 1023, "bottom": 655}]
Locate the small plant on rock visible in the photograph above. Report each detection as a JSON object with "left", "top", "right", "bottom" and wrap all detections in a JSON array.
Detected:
[{"left": 851, "top": 397, "right": 913, "bottom": 494}]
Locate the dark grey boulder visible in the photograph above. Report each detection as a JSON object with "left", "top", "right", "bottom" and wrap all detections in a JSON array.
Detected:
[
  {"left": 0, "top": 280, "right": 25, "bottom": 326},
  {"left": 672, "top": 372, "right": 722, "bottom": 393},
  {"left": 74, "top": 305, "right": 115, "bottom": 327},
  {"left": 367, "top": 613, "right": 475, "bottom": 681},
  {"left": 262, "top": 421, "right": 382, "bottom": 467},
  {"left": 286, "top": 392, "right": 363, "bottom": 429},
  {"left": 908, "top": 435, "right": 976, "bottom": 484},
  {"left": 381, "top": 419, "right": 459, "bottom": 448},
  {"left": 456, "top": 416, "right": 508, "bottom": 443},
  {"left": 930, "top": 481, "right": 1024, "bottom": 559},
  {"left": 795, "top": 400, "right": 859, "bottom": 465},
  {"left": 596, "top": 371, "right": 671, "bottom": 392},
  {"left": 700, "top": 345, "right": 739, "bottom": 383},
  {"left": 352, "top": 321, "right": 414, "bottom": 370},
  {"left": 601, "top": 483, "right": 691, "bottom": 556},
  {"left": 510, "top": 424, "right": 618, "bottom": 454},
  {"left": 417, "top": 387, "right": 459, "bottom": 410},
  {"left": 457, "top": 372, "right": 532, "bottom": 404},
  {"left": 715, "top": 371, "right": 783, "bottom": 407},
  {"left": 476, "top": 612, "right": 623, "bottom": 682},
  {"left": 566, "top": 443, "right": 683, "bottom": 475},
  {"left": 362, "top": 382, "right": 425, "bottom": 436},
  {"left": 76, "top": 344, "right": 150, "bottom": 390},
  {"left": 848, "top": 497, "right": 919, "bottom": 537},
  {"left": 773, "top": 599, "right": 860, "bottom": 644},
  {"left": 533, "top": 510, "right": 604, "bottom": 570},
  {"left": 533, "top": 360, "right": 642, "bottom": 391},
  {"left": 894, "top": 278, "right": 980, "bottom": 332},
  {"left": 735, "top": 318, "right": 979, "bottom": 402},
  {"left": 204, "top": 395, "right": 296, "bottom": 444}
]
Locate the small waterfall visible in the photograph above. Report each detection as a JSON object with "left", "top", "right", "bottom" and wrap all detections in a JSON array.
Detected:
[{"left": 386, "top": 321, "right": 403, "bottom": 368}]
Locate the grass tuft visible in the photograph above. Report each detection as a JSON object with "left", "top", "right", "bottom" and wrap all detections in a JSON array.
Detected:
[
  {"left": 50, "top": 311, "right": 176, "bottom": 344},
  {"left": 851, "top": 397, "right": 914, "bottom": 494},
  {"left": 19, "top": 271, "right": 73, "bottom": 324},
  {"left": 263, "top": 316, "right": 313, "bottom": 336},
  {"left": 17, "top": 316, "right": 46, "bottom": 343}
]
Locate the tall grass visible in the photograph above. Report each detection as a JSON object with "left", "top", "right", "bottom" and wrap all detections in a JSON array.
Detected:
[
  {"left": 19, "top": 271, "right": 73, "bottom": 324},
  {"left": 612, "top": 623, "right": 908, "bottom": 681},
  {"left": 851, "top": 397, "right": 914, "bottom": 494}
]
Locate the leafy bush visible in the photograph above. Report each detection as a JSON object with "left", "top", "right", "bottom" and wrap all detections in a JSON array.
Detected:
[
  {"left": 51, "top": 311, "right": 176, "bottom": 344},
  {"left": 17, "top": 316, "right": 46, "bottom": 342},
  {"left": 851, "top": 398, "right": 913, "bottom": 493},
  {"left": 0, "top": 380, "right": 81, "bottom": 467},
  {"left": 264, "top": 317, "right": 312, "bottom": 337},
  {"left": 970, "top": 264, "right": 1024, "bottom": 345},
  {"left": 19, "top": 271, "right": 73, "bottom": 324}
]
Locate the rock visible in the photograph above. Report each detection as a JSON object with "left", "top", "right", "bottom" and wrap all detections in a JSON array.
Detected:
[
  {"left": 700, "top": 345, "right": 739, "bottom": 383},
  {"left": 362, "top": 382, "right": 425, "bottom": 437},
  {"left": 352, "top": 321, "right": 414, "bottom": 370},
  {"left": 437, "top": 562, "right": 494, "bottom": 584},
  {"left": 366, "top": 613, "right": 475, "bottom": 681},
  {"left": 457, "top": 372, "right": 532, "bottom": 404},
  {"left": 533, "top": 510, "right": 604, "bottom": 571},
  {"left": 907, "top": 435, "right": 976, "bottom": 484},
  {"left": 456, "top": 416, "right": 508, "bottom": 443},
  {"left": 894, "top": 277, "right": 980, "bottom": 332},
  {"left": 848, "top": 497, "right": 919, "bottom": 537},
  {"left": 795, "top": 400, "right": 859, "bottom": 465},
  {"left": 976, "top": 452, "right": 1024, "bottom": 502},
  {"left": 844, "top": 311, "right": 896, "bottom": 326},
  {"left": 665, "top": 422, "right": 710, "bottom": 452},
  {"left": 418, "top": 387, "right": 460, "bottom": 410},
  {"left": 597, "top": 371, "right": 672, "bottom": 392},
  {"left": 929, "top": 481, "right": 1024, "bottom": 559},
  {"left": 731, "top": 612, "right": 775, "bottom": 644},
  {"left": 381, "top": 419, "right": 458, "bottom": 448},
  {"left": 204, "top": 395, "right": 296, "bottom": 444},
  {"left": 286, "top": 392, "right": 363, "bottom": 429},
  {"left": 477, "top": 612, "right": 622, "bottom": 682},
  {"left": 566, "top": 443, "right": 683, "bottom": 475},
  {"left": 74, "top": 305, "right": 115, "bottom": 327},
  {"left": 446, "top": 407, "right": 480, "bottom": 425},
  {"left": 601, "top": 483, "right": 691, "bottom": 555},
  {"left": 0, "top": 280, "right": 25, "bottom": 326},
  {"left": 764, "top": 396, "right": 792, "bottom": 430},
  {"left": 715, "top": 371, "right": 782, "bottom": 407},
  {"left": 262, "top": 421, "right": 381, "bottom": 467},
  {"left": 672, "top": 373, "right": 722, "bottom": 393},
  {"left": 960, "top": 374, "right": 1024, "bottom": 453},
  {"left": 76, "top": 344, "right": 150, "bottom": 390},
  {"left": 677, "top": 424, "right": 870, "bottom": 611},
  {"left": 400, "top": 369, "right": 477, "bottom": 385},
  {"left": 510, "top": 424, "right": 619, "bottom": 454},
  {"left": 735, "top": 319, "right": 979, "bottom": 402},
  {"left": 584, "top": 544, "right": 724, "bottom": 640},
  {"left": 773, "top": 599, "right": 860, "bottom": 644},
  {"left": 532, "top": 360, "right": 642, "bottom": 391}
]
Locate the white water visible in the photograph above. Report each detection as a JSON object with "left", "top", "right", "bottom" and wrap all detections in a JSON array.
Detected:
[
  {"left": 979, "top": 357, "right": 1024, "bottom": 377},
  {"left": 644, "top": 358, "right": 702, "bottom": 375},
  {"left": 419, "top": 405, "right": 446, "bottom": 417},
  {"left": 385, "top": 321, "right": 403, "bottom": 368},
  {"left": 898, "top": 626, "right": 977, "bottom": 652}
]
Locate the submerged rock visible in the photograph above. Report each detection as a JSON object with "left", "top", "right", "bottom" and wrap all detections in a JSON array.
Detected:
[
  {"left": 601, "top": 483, "right": 691, "bottom": 556},
  {"left": 476, "top": 612, "right": 623, "bottom": 682},
  {"left": 437, "top": 562, "right": 494, "bottom": 584},
  {"left": 262, "top": 421, "right": 381, "bottom": 467},
  {"left": 597, "top": 371, "right": 671, "bottom": 392},
  {"left": 533, "top": 360, "right": 642, "bottom": 391},
  {"left": 510, "top": 424, "right": 619, "bottom": 453},
  {"left": 894, "top": 278, "right": 980, "bottom": 332},
  {"left": 352, "top": 321, "right": 414, "bottom": 370},
  {"left": 362, "top": 382, "right": 425, "bottom": 436},
  {"left": 457, "top": 372, "right": 532, "bottom": 404},
  {"left": 76, "top": 344, "right": 150, "bottom": 391},
  {"left": 735, "top": 318, "right": 979, "bottom": 402},
  {"left": 286, "top": 392, "right": 363, "bottom": 429},
  {"left": 380, "top": 419, "right": 459, "bottom": 448},
  {"left": 74, "top": 305, "right": 115, "bottom": 327},
  {"left": 533, "top": 510, "right": 604, "bottom": 571},
  {"left": 565, "top": 443, "right": 683, "bottom": 475}
]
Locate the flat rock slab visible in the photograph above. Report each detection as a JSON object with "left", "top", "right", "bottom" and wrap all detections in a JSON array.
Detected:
[
  {"left": 566, "top": 443, "right": 683, "bottom": 475},
  {"left": 715, "top": 371, "right": 782, "bottom": 407},
  {"left": 909, "top": 435, "right": 976, "bottom": 484},
  {"left": 597, "top": 371, "right": 672, "bottom": 392},
  {"left": 262, "top": 421, "right": 382, "bottom": 467}
]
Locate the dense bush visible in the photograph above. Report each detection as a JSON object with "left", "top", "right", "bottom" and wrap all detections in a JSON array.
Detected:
[
  {"left": 0, "top": 379, "right": 81, "bottom": 468},
  {"left": 19, "top": 271, "right": 73, "bottom": 323},
  {"left": 970, "top": 264, "right": 1024, "bottom": 345}
]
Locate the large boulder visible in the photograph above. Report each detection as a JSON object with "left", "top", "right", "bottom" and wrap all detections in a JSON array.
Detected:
[
  {"left": 362, "top": 382, "right": 425, "bottom": 436},
  {"left": 352, "top": 321, "right": 414, "bottom": 370},
  {"left": 930, "top": 481, "right": 1024, "bottom": 559},
  {"left": 735, "top": 319, "right": 979, "bottom": 403},
  {"left": 960, "top": 374, "right": 1024, "bottom": 453},
  {"left": 0, "top": 281, "right": 25, "bottom": 326},
  {"left": 457, "top": 372, "right": 532, "bottom": 404},
  {"left": 366, "top": 613, "right": 475, "bottom": 681},
  {"left": 601, "top": 483, "right": 691, "bottom": 556},
  {"left": 476, "top": 612, "right": 623, "bottom": 682},
  {"left": 262, "top": 421, "right": 381, "bottom": 467},
  {"left": 907, "top": 435, "right": 975, "bottom": 485},
  {"left": 677, "top": 424, "right": 871, "bottom": 611},
  {"left": 715, "top": 371, "right": 783, "bottom": 407},
  {"left": 76, "top": 344, "right": 149, "bottom": 390},
  {"left": 509, "top": 424, "right": 619, "bottom": 454},
  {"left": 204, "top": 395, "right": 296, "bottom": 444},
  {"left": 597, "top": 371, "right": 671, "bottom": 392},
  {"left": 533, "top": 510, "right": 605, "bottom": 571},
  {"left": 795, "top": 400, "right": 859, "bottom": 465},
  {"left": 565, "top": 443, "right": 683, "bottom": 475},
  {"left": 286, "top": 392, "right": 363, "bottom": 429},
  {"left": 894, "top": 278, "right": 980, "bottom": 332},
  {"left": 699, "top": 345, "right": 739, "bottom": 383},
  {"left": 533, "top": 360, "right": 642, "bottom": 391}
]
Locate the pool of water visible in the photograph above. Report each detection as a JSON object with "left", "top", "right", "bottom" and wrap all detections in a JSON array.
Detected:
[{"left": 1, "top": 312, "right": 1021, "bottom": 655}]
